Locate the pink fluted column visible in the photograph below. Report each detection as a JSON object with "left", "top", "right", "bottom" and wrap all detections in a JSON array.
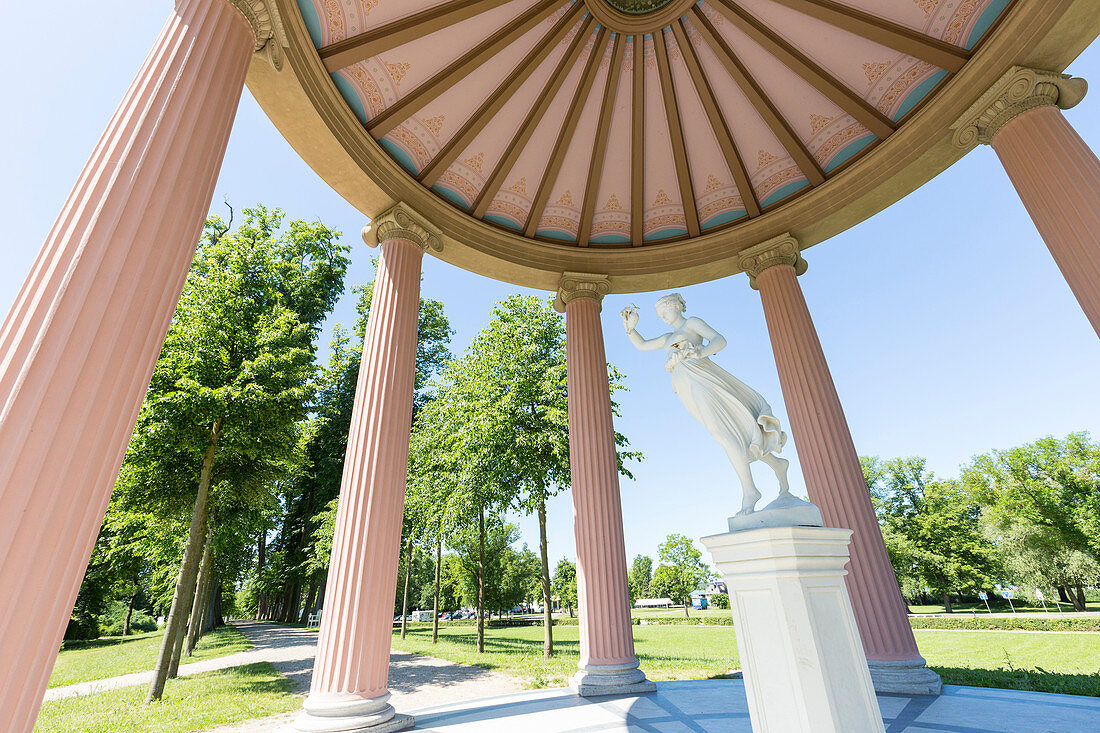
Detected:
[
  {"left": 992, "top": 107, "right": 1100, "bottom": 337},
  {"left": 0, "top": 2, "right": 253, "bottom": 729},
  {"left": 739, "top": 240, "right": 941, "bottom": 695},
  {"left": 295, "top": 204, "right": 440, "bottom": 733},
  {"left": 953, "top": 67, "right": 1097, "bottom": 336},
  {"left": 556, "top": 274, "right": 655, "bottom": 696}
]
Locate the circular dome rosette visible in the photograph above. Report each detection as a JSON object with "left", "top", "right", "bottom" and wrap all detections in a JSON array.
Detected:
[{"left": 255, "top": 0, "right": 1089, "bottom": 290}]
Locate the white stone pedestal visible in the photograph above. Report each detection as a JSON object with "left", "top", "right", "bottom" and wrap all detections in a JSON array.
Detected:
[{"left": 701, "top": 526, "right": 885, "bottom": 733}]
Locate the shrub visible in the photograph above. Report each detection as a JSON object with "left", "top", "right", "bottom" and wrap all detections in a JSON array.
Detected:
[{"left": 711, "top": 593, "right": 730, "bottom": 609}]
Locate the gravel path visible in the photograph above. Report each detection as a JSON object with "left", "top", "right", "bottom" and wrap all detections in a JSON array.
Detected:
[{"left": 44, "top": 620, "right": 524, "bottom": 731}]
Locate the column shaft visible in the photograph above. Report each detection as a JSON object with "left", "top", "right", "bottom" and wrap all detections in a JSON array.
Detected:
[
  {"left": 992, "top": 105, "right": 1100, "bottom": 337},
  {"left": 756, "top": 265, "right": 920, "bottom": 662},
  {"left": 565, "top": 298, "right": 636, "bottom": 667},
  {"left": 0, "top": 2, "right": 252, "bottom": 729},
  {"left": 301, "top": 237, "right": 422, "bottom": 730}
]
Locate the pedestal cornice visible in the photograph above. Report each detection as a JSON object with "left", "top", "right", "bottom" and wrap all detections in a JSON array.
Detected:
[
  {"left": 367, "top": 202, "right": 444, "bottom": 253},
  {"left": 554, "top": 272, "right": 612, "bottom": 313},
  {"left": 737, "top": 234, "right": 808, "bottom": 290},
  {"left": 227, "top": 0, "right": 288, "bottom": 70},
  {"left": 952, "top": 66, "right": 1087, "bottom": 148}
]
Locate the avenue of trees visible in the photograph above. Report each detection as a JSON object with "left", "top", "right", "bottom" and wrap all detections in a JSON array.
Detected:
[
  {"left": 65, "top": 207, "right": 645, "bottom": 703},
  {"left": 63, "top": 205, "right": 1098, "bottom": 706}
]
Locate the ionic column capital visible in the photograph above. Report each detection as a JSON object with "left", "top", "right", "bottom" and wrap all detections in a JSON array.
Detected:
[
  {"left": 952, "top": 66, "right": 1087, "bottom": 148},
  {"left": 365, "top": 202, "right": 444, "bottom": 253},
  {"left": 737, "top": 233, "right": 808, "bottom": 290},
  {"left": 226, "top": 0, "right": 288, "bottom": 70},
  {"left": 554, "top": 272, "right": 612, "bottom": 313}
]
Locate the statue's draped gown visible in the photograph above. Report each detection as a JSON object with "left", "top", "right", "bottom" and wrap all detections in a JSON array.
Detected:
[{"left": 664, "top": 328, "right": 786, "bottom": 462}]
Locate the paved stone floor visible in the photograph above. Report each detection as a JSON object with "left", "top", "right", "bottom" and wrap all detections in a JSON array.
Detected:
[{"left": 403, "top": 681, "right": 1100, "bottom": 733}]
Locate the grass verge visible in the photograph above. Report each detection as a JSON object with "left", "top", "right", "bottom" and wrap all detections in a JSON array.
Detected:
[
  {"left": 392, "top": 623, "right": 1100, "bottom": 697},
  {"left": 35, "top": 662, "right": 299, "bottom": 733},
  {"left": 49, "top": 625, "right": 253, "bottom": 689},
  {"left": 913, "top": 628, "right": 1100, "bottom": 696}
]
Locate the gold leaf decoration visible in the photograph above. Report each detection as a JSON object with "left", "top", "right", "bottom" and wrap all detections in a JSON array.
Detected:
[
  {"left": 809, "top": 113, "right": 833, "bottom": 135},
  {"left": 653, "top": 189, "right": 672, "bottom": 206},
  {"left": 862, "top": 61, "right": 888, "bottom": 86},
  {"left": 464, "top": 152, "right": 484, "bottom": 173},
  {"left": 385, "top": 61, "right": 410, "bottom": 86},
  {"left": 423, "top": 114, "right": 445, "bottom": 136},
  {"left": 757, "top": 150, "right": 779, "bottom": 168},
  {"left": 507, "top": 177, "right": 528, "bottom": 195}
]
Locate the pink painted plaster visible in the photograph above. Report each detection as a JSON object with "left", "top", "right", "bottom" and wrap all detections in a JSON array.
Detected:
[
  {"left": 992, "top": 105, "right": 1100, "bottom": 338},
  {"left": 565, "top": 297, "right": 639, "bottom": 667},
  {"left": 0, "top": 1, "right": 252, "bottom": 729},
  {"left": 307, "top": 237, "right": 424, "bottom": 707},
  {"left": 756, "top": 264, "right": 923, "bottom": 663}
]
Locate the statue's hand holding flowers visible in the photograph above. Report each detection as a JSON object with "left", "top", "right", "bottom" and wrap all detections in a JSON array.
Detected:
[{"left": 620, "top": 304, "right": 640, "bottom": 333}]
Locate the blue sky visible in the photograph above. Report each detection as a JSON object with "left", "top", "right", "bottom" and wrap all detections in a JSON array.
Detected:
[{"left": 2, "top": 2, "right": 1098, "bottom": 572}]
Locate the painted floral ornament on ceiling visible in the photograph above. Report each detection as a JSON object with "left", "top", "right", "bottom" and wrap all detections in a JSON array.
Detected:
[{"left": 605, "top": 0, "right": 676, "bottom": 14}]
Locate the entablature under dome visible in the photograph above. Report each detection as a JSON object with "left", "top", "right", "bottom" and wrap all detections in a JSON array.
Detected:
[{"left": 246, "top": 0, "right": 1100, "bottom": 292}]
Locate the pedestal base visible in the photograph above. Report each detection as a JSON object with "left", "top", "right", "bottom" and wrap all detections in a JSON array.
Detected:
[
  {"left": 868, "top": 659, "right": 943, "bottom": 696},
  {"left": 571, "top": 661, "right": 657, "bottom": 697},
  {"left": 288, "top": 693, "right": 414, "bottom": 733},
  {"left": 702, "top": 525, "right": 885, "bottom": 733}
]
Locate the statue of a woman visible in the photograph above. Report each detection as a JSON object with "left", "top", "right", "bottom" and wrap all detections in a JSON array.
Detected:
[{"left": 622, "top": 294, "right": 791, "bottom": 515}]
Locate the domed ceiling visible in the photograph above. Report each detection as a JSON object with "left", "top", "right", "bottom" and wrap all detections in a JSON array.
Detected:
[{"left": 293, "top": 0, "right": 1011, "bottom": 248}]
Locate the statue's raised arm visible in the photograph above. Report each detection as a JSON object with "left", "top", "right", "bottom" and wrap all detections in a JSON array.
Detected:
[
  {"left": 622, "top": 293, "right": 818, "bottom": 526},
  {"left": 620, "top": 304, "right": 668, "bottom": 351}
]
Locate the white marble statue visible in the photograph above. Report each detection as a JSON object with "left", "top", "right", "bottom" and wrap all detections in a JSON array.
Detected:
[{"left": 621, "top": 294, "right": 793, "bottom": 516}]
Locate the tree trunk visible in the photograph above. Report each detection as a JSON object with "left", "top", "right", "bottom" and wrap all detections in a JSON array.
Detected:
[
  {"left": 401, "top": 535, "right": 412, "bottom": 640},
  {"left": 537, "top": 497, "right": 554, "bottom": 657},
  {"left": 477, "top": 508, "right": 485, "bottom": 654},
  {"left": 432, "top": 534, "right": 441, "bottom": 644},
  {"left": 256, "top": 531, "right": 267, "bottom": 620},
  {"left": 942, "top": 586, "right": 953, "bottom": 614},
  {"left": 1074, "top": 584, "right": 1087, "bottom": 612},
  {"left": 299, "top": 577, "right": 318, "bottom": 625},
  {"left": 1058, "top": 585, "right": 1072, "bottom": 604},
  {"left": 184, "top": 532, "right": 215, "bottom": 656},
  {"left": 147, "top": 420, "right": 221, "bottom": 703},
  {"left": 123, "top": 585, "right": 139, "bottom": 637},
  {"left": 684, "top": 597, "right": 691, "bottom": 617}
]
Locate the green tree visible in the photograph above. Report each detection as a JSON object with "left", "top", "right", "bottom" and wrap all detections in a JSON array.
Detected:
[
  {"left": 441, "top": 295, "right": 640, "bottom": 656},
  {"left": 651, "top": 534, "right": 708, "bottom": 617},
  {"left": 961, "top": 433, "right": 1100, "bottom": 610},
  {"left": 138, "top": 207, "right": 346, "bottom": 701},
  {"left": 552, "top": 559, "right": 578, "bottom": 618},
  {"left": 628, "top": 555, "right": 653, "bottom": 603},
  {"left": 865, "top": 456, "right": 998, "bottom": 612}
]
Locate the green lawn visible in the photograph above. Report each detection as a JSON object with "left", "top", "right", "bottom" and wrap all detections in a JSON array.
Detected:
[
  {"left": 49, "top": 626, "right": 253, "bottom": 689},
  {"left": 914, "top": 629, "right": 1100, "bottom": 697},
  {"left": 35, "top": 662, "right": 299, "bottom": 733},
  {"left": 392, "top": 622, "right": 1100, "bottom": 696}
]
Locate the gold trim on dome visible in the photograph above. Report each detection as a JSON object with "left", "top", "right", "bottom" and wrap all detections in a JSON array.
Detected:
[
  {"left": 582, "top": 0, "right": 696, "bottom": 34},
  {"left": 952, "top": 66, "right": 1088, "bottom": 147},
  {"left": 247, "top": 0, "right": 1099, "bottom": 293}
]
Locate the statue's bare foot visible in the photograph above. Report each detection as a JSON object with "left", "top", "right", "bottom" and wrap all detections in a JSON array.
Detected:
[{"left": 737, "top": 486, "right": 762, "bottom": 515}]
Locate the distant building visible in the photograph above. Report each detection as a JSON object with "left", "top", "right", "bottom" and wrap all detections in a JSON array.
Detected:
[{"left": 634, "top": 598, "right": 674, "bottom": 608}]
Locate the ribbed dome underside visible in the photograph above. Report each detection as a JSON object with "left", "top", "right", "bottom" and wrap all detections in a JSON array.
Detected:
[{"left": 297, "top": 0, "right": 1011, "bottom": 247}]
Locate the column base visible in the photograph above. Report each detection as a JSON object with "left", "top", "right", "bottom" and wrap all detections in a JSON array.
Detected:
[
  {"left": 571, "top": 661, "right": 657, "bottom": 697},
  {"left": 868, "top": 658, "right": 943, "bottom": 696},
  {"left": 287, "top": 693, "right": 414, "bottom": 733}
]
